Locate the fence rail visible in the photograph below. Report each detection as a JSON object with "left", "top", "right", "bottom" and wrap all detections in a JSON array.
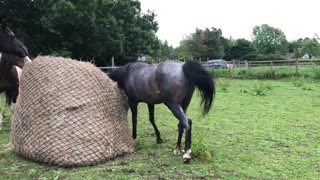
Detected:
[
  {"left": 98, "top": 59, "right": 320, "bottom": 74},
  {"left": 98, "top": 66, "right": 118, "bottom": 73},
  {"left": 229, "top": 59, "right": 320, "bottom": 68}
]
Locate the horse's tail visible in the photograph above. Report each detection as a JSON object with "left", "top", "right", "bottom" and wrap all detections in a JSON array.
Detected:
[{"left": 182, "top": 61, "right": 215, "bottom": 115}]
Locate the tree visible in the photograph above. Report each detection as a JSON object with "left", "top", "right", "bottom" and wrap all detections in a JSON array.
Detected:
[
  {"left": 300, "top": 38, "right": 320, "bottom": 58},
  {"left": 288, "top": 39, "right": 303, "bottom": 58},
  {"left": 183, "top": 27, "right": 225, "bottom": 60},
  {"left": 159, "top": 40, "right": 174, "bottom": 60},
  {"left": 174, "top": 39, "right": 193, "bottom": 61},
  {"left": 203, "top": 27, "right": 225, "bottom": 59},
  {"left": 252, "top": 24, "right": 288, "bottom": 56},
  {"left": 112, "top": 0, "right": 159, "bottom": 64},
  {"left": 188, "top": 28, "right": 207, "bottom": 60},
  {"left": 224, "top": 39, "right": 257, "bottom": 60}
]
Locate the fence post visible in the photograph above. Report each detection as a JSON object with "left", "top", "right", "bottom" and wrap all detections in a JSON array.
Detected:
[
  {"left": 111, "top": 56, "right": 115, "bottom": 67},
  {"left": 270, "top": 60, "right": 273, "bottom": 71},
  {"left": 295, "top": 59, "right": 299, "bottom": 77}
]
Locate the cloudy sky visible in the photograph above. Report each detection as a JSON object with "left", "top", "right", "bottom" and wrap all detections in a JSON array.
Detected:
[{"left": 139, "top": 0, "right": 320, "bottom": 47}]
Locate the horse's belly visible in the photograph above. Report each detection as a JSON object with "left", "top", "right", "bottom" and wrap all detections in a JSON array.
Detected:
[{"left": 140, "top": 91, "right": 162, "bottom": 104}]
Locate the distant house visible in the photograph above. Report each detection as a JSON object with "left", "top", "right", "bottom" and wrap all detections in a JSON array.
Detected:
[
  {"left": 303, "top": 53, "right": 310, "bottom": 59},
  {"left": 137, "top": 56, "right": 148, "bottom": 63}
]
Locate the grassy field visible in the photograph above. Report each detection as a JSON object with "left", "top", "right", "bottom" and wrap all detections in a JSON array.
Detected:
[
  {"left": 210, "top": 65, "right": 320, "bottom": 80},
  {"left": 1, "top": 78, "right": 320, "bottom": 179}
]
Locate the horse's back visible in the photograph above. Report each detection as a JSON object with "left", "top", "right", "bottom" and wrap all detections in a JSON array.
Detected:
[
  {"left": 156, "top": 60, "right": 185, "bottom": 83},
  {"left": 125, "top": 63, "right": 161, "bottom": 103},
  {"left": 155, "top": 61, "right": 191, "bottom": 103}
]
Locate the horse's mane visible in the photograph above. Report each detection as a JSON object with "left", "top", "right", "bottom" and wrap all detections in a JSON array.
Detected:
[{"left": 108, "top": 62, "right": 135, "bottom": 89}]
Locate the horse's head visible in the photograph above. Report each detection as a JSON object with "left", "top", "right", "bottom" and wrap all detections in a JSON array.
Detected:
[
  {"left": 108, "top": 63, "right": 134, "bottom": 89},
  {"left": 0, "top": 18, "right": 31, "bottom": 62},
  {"left": 0, "top": 53, "right": 26, "bottom": 69}
]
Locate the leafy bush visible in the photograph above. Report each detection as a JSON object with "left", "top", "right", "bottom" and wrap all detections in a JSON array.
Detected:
[
  {"left": 291, "top": 77, "right": 304, "bottom": 87},
  {"left": 193, "top": 133, "right": 212, "bottom": 161},
  {"left": 240, "top": 82, "right": 272, "bottom": 96},
  {"left": 251, "top": 82, "right": 271, "bottom": 96},
  {"left": 313, "top": 67, "right": 320, "bottom": 79},
  {"left": 254, "top": 69, "right": 276, "bottom": 79}
]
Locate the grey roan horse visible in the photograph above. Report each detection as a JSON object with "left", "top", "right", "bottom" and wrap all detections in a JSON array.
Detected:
[{"left": 108, "top": 60, "right": 215, "bottom": 162}]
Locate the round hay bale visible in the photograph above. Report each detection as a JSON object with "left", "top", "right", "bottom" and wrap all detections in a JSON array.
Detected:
[{"left": 11, "top": 56, "right": 134, "bottom": 167}]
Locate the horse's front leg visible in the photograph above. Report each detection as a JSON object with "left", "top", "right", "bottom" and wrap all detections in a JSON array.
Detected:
[
  {"left": 148, "top": 104, "right": 163, "bottom": 144},
  {"left": 129, "top": 100, "right": 138, "bottom": 139},
  {"left": 166, "top": 103, "right": 192, "bottom": 162}
]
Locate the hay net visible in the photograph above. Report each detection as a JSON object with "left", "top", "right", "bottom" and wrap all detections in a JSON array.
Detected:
[{"left": 11, "top": 56, "right": 134, "bottom": 167}]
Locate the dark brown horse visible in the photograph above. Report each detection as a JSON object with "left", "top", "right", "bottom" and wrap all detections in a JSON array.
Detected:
[
  {"left": 0, "top": 17, "right": 31, "bottom": 61},
  {"left": 0, "top": 18, "right": 30, "bottom": 104},
  {"left": 108, "top": 60, "right": 215, "bottom": 162},
  {"left": 0, "top": 53, "right": 24, "bottom": 104}
]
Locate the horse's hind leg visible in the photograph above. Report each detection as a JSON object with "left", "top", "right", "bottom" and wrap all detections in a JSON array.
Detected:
[
  {"left": 181, "top": 87, "right": 194, "bottom": 113},
  {"left": 129, "top": 100, "right": 138, "bottom": 139},
  {"left": 165, "top": 103, "right": 192, "bottom": 162},
  {"left": 148, "top": 104, "right": 163, "bottom": 144},
  {"left": 174, "top": 121, "right": 184, "bottom": 155}
]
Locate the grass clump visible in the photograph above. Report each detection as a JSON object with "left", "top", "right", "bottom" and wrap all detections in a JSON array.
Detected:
[{"left": 192, "top": 132, "right": 212, "bottom": 161}]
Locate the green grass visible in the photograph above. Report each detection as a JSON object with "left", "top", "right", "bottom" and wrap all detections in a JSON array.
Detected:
[
  {"left": 211, "top": 66, "right": 320, "bottom": 80},
  {"left": 1, "top": 79, "right": 320, "bottom": 179}
]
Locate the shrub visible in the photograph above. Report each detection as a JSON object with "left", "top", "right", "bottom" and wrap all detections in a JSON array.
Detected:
[
  {"left": 252, "top": 82, "right": 270, "bottom": 96},
  {"left": 193, "top": 133, "right": 212, "bottom": 161},
  {"left": 313, "top": 67, "right": 320, "bottom": 79}
]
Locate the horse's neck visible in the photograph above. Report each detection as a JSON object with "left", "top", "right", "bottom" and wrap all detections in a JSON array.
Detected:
[{"left": 0, "top": 79, "right": 13, "bottom": 89}]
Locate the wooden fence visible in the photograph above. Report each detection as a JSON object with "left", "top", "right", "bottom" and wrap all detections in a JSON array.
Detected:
[
  {"left": 99, "top": 59, "right": 320, "bottom": 74},
  {"left": 99, "top": 66, "right": 118, "bottom": 73},
  {"left": 229, "top": 59, "right": 320, "bottom": 68}
]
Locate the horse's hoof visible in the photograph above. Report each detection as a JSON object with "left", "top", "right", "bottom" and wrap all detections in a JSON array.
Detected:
[
  {"left": 157, "top": 138, "right": 163, "bottom": 144},
  {"left": 183, "top": 149, "right": 191, "bottom": 163},
  {"left": 173, "top": 148, "right": 181, "bottom": 155},
  {"left": 183, "top": 157, "right": 191, "bottom": 163}
]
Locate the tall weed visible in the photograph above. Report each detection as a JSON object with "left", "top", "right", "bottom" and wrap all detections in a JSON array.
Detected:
[{"left": 193, "top": 132, "right": 212, "bottom": 161}]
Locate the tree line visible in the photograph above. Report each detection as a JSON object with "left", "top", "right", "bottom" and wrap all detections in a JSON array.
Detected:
[
  {"left": 174, "top": 24, "right": 320, "bottom": 62},
  {"left": 1, "top": 0, "right": 319, "bottom": 66},
  {"left": 1, "top": 0, "right": 164, "bottom": 66}
]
